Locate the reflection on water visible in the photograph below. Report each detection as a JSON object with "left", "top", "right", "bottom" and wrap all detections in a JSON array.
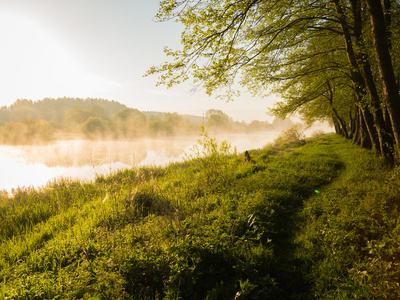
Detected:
[
  {"left": 5, "top": 137, "right": 200, "bottom": 167},
  {"left": 0, "top": 131, "right": 285, "bottom": 192}
]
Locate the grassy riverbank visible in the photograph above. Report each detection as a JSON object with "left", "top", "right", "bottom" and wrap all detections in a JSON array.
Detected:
[{"left": 1, "top": 133, "right": 399, "bottom": 299}]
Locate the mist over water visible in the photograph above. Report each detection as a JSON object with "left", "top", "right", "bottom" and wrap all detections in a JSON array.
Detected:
[{"left": 0, "top": 131, "right": 287, "bottom": 193}]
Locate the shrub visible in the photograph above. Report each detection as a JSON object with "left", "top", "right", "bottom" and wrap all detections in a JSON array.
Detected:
[
  {"left": 274, "top": 124, "right": 306, "bottom": 147},
  {"left": 185, "top": 126, "right": 237, "bottom": 190}
]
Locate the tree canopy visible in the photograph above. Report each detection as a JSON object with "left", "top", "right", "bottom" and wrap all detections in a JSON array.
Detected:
[{"left": 149, "top": 0, "right": 400, "bottom": 163}]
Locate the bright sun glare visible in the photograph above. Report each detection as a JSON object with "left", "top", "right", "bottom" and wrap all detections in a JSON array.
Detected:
[{"left": 0, "top": 12, "right": 117, "bottom": 103}]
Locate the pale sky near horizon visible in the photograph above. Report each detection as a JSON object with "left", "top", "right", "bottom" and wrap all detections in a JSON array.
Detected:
[{"left": 0, "top": 0, "right": 280, "bottom": 123}]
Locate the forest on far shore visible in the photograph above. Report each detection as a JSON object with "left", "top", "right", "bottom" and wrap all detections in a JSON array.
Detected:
[{"left": 0, "top": 98, "right": 293, "bottom": 145}]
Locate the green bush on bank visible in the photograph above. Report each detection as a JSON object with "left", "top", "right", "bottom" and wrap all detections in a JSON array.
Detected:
[{"left": 0, "top": 133, "right": 399, "bottom": 299}]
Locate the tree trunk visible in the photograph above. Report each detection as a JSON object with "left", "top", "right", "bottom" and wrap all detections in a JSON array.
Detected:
[
  {"left": 349, "top": 105, "right": 356, "bottom": 139},
  {"left": 365, "top": 0, "right": 400, "bottom": 160},
  {"left": 360, "top": 108, "right": 373, "bottom": 149},
  {"left": 383, "top": 0, "right": 392, "bottom": 49},
  {"left": 333, "top": 118, "right": 341, "bottom": 135},
  {"left": 350, "top": 0, "right": 394, "bottom": 162},
  {"left": 361, "top": 61, "right": 393, "bottom": 160},
  {"left": 326, "top": 80, "right": 349, "bottom": 139},
  {"left": 353, "top": 106, "right": 372, "bottom": 149},
  {"left": 332, "top": 108, "right": 348, "bottom": 138},
  {"left": 360, "top": 107, "right": 380, "bottom": 153},
  {"left": 333, "top": 0, "right": 380, "bottom": 155},
  {"left": 353, "top": 107, "right": 361, "bottom": 145}
]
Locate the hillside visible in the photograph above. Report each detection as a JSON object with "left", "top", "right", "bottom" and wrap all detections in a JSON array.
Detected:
[
  {"left": 0, "top": 98, "right": 279, "bottom": 145},
  {"left": 0, "top": 133, "right": 399, "bottom": 299},
  {"left": 0, "top": 98, "right": 204, "bottom": 144},
  {"left": 0, "top": 98, "right": 128, "bottom": 125}
]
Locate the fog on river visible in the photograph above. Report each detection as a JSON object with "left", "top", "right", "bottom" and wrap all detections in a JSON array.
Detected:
[{"left": 0, "top": 131, "right": 289, "bottom": 193}]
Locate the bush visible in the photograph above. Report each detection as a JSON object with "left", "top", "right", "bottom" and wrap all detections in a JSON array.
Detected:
[
  {"left": 185, "top": 127, "right": 237, "bottom": 191},
  {"left": 81, "top": 117, "right": 109, "bottom": 138},
  {"left": 274, "top": 124, "right": 306, "bottom": 147}
]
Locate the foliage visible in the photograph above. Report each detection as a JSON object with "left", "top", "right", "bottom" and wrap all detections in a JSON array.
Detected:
[
  {"left": 0, "top": 98, "right": 279, "bottom": 145},
  {"left": 113, "top": 108, "right": 148, "bottom": 138},
  {"left": 273, "top": 124, "right": 306, "bottom": 147},
  {"left": 148, "top": 0, "right": 400, "bottom": 163},
  {"left": 205, "top": 109, "right": 232, "bottom": 132},
  {"left": 0, "top": 118, "right": 60, "bottom": 144},
  {"left": 81, "top": 117, "right": 110, "bottom": 139},
  {"left": 185, "top": 126, "right": 237, "bottom": 190},
  {"left": 0, "top": 97, "right": 127, "bottom": 125},
  {"left": 1, "top": 134, "right": 399, "bottom": 298}
]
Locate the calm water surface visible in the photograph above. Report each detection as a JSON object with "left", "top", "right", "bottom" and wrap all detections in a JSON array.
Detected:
[{"left": 0, "top": 132, "right": 284, "bottom": 192}]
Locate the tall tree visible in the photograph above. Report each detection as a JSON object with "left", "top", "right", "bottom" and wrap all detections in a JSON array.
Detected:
[
  {"left": 333, "top": 0, "right": 381, "bottom": 156},
  {"left": 364, "top": 0, "right": 400, "bottom": 159},
  {"left": 149, "top": 0, "right": 400, "bottom": 163}
]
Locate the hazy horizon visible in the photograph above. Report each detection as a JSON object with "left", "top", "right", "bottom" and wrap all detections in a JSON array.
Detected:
[{"left": 0, "top": 0, "right": 282, "bottom": 123}]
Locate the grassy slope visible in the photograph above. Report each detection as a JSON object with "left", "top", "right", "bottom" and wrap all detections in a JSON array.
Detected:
[
  {"left": 296, "top": 136, "right": 400, "bottom": 299},
  {"left": 0, "top": 134, "right": 399, "bottom": 299}
]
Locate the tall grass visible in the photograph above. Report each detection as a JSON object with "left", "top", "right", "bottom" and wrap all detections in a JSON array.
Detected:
[{"left": 0, "top": 131, "right": 399, "bottom": 299}]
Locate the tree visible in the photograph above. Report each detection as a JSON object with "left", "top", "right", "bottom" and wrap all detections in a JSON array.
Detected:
[
  {"left": 149, "top": 0, "right": 400, "bottom": 163},
  {"left": 269, "top": 25, "right": 354, "bottom": 138},
  {"left": 205, "top": 109, "right": 231, "bottom": 131},
  {"left": 248, "top": 120, "right": 273, "bottom": 131},
  {"left": 364, "top": 0, "right": 400, "bottom": 159},
  {"left": 64, "top": 106, "right": 92, "bottom": 126},
  {"left": 0, "top": 106, "right": 10, "bottom": 125},
  {"left": 81, "top": 117, "right": 109, "bottom": 139},
  {"left": 90, "top": 104, "right": 109, "bottom": 120},
  {"left": 114, "top": 108, "right": 147, "bottom": 138},
  {"left": 148, "top": 0, "right": 332, "bottom": 98}
]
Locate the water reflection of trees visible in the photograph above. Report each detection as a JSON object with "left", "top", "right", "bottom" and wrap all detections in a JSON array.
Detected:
[{"left": 11, "top": 138, "right": 198, "bottom": 167}]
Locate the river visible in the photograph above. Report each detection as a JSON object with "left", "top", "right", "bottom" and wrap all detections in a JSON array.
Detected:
[{"left": 0, "top": 131, "right": 287, "bottom": 193}]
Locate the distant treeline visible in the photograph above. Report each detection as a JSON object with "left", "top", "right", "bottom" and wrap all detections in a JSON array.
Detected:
[{"left": 0, "top": 98, "right": 293, "bottom": 144}]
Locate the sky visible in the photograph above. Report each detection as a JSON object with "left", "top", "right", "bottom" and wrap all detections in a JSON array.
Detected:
[{"left": 0, "top": 0, "right": 281, "bottom": 123}]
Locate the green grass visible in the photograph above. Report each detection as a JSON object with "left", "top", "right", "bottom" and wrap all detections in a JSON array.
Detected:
[{"left": 0, "top": 133, "right": 399, "bottom": 299}]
